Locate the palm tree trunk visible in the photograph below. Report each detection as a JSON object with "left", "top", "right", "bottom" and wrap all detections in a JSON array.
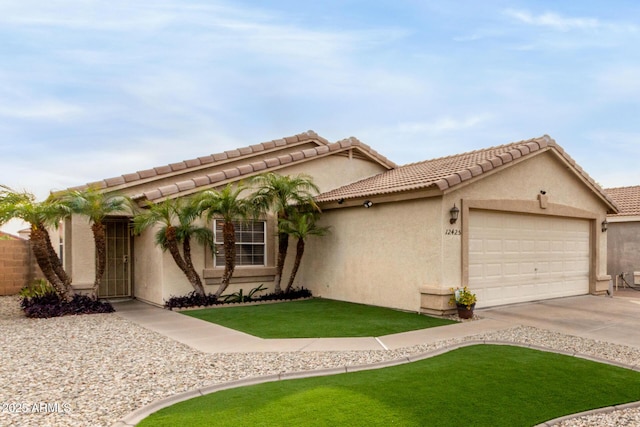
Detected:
[
  {"left": 42, "top": 228, "right": 72, "bottom": 294},
  {"left": 183, "top": 235, "right": 206, "bottom": 296},
  {"left": 274, "top": 231, "right": 289, "bottom": 294},
  {"left": 164, "top": 226, "right": 205, "bottom": 296},
  {"left": 215, "top": 221, "right": 236, "bottom": 298},
  {"left": 284, "top": 237, "right": 304, "bottom": 294},
  {"left": 30, "top": 226, "right": 72, "bottom": 301},
  {"left": 91, "top": 221, "right": 107, "bottom": 298}
]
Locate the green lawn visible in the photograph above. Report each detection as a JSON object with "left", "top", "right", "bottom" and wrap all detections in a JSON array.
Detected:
[
  {"left": 139, "top": 345, "right": 640, "bottom": 427},
  {"left": 181, "top": 298, "right": 456, "bottom": 338}
]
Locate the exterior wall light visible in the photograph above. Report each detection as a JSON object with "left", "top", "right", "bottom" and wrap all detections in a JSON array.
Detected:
[
  {"left": 363, "top": 200, "right": 373, "bottom": 208},
  {"left": 337, "top": 198, "right": 345, "bottom": 204},
  {"left": 449, "top": 204, "right": 460, "bottom": 224},
  {"left": 601, "top": 219, "right": 608, "bottom": 232}
]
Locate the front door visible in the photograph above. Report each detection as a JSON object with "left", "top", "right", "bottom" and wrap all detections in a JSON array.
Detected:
[{"left": 99, "top": 218, "right": 133, "bottom": 298}]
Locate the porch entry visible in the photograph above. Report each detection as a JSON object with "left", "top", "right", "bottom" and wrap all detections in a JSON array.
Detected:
[{"left": 99, "top": 218, "right": 133, "bottom": 298}]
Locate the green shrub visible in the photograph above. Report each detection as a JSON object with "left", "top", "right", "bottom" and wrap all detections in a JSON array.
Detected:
[{"left": 19, "top": 279, "right": 57, "bottom": 298}]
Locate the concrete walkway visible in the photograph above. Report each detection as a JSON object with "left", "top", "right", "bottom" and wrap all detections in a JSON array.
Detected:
[{"left": 113, "top": 293, "right": 640, "bottom": 353}]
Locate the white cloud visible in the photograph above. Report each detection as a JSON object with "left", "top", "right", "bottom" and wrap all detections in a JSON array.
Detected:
[
  {"left": 504, "top": 9, "right": 600, "bottom": 32},
  {"left": 503, "top": 9, "right": 638, "bottom": 33},
  {"left": 0, "top": 101, "right": 83, "bottom": 121}
]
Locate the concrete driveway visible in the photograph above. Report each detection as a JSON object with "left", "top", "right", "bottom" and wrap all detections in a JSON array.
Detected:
[{"left": 479, "top": 294, "right": 640, "bottom": 349}]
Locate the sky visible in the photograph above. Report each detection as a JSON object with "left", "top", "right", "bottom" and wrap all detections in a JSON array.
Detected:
[{"left": 1, "top": 0, "right": 639, "bottom": 233}]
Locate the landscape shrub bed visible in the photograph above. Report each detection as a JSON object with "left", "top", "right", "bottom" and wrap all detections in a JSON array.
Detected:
[
  {"left": 165, "top": 287, "right": 312, "bottom": 310},
  {"left": 21, "top": 293, "right": 115, "bottom": 318}
]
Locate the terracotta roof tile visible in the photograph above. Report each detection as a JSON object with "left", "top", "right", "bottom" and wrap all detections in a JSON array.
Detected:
[
  {"left": 316, "top": 135, "right": 616, "bottom": 211},
  {"left": 605, "top": 186, "right": 640, "bottom": 216},
  {"left": 193, "top": 176, "right": 211, "bottom": 186},
  {"left": 251, "top": 160, "right": 268, "bottom": 172},
  {"left": 155, "top": 165, "right": 172, "bottom": 174},
  {"left": 237, "top": 164, "right": 254, "bottom": 175},
  {"left": 158, "top": 184, "right": 179, "bottom": 196},
  {"left": 88, "top": 131, "right": 326, "bottom": 190},
  {"left": 223, "top": 168, "right": 240, "bottom": 179},
  {"left": 177, "top": 180, "right": 196, "bottom": 192},
  {"left": 170, "top": 162, "right": 187, "bottom": 172},
  {"left": 143, "top": 189, "right": 162, "bottom": 201},
  {"left": 207, "top": 172, "right": 225, "bottom": 183},
  {"left": 278, "top": 154, "right": 293, "bottom": 165},
  {"left": 138, "top": 169, "right": 157, "bottom": 179},
  {"left": 104, "top": 176, "right": 125, "bottom": 187},
  {"left": 250, "top": 144, "right": 265, "bottom": 153},
  {"left": 225, "top": 149, "right": 241, "bottom": 159},
  {"left": 139, "top": 135, "right": 396, "bottom": 201},
  {"left": 265, "top": 157, "right": 280, "bottom": 168},
  {"left": 213, "top": 152, "right": 228, "bottom": 161},
  {"left": 123, "top": 173, "right": 140, "bottom": 183}
]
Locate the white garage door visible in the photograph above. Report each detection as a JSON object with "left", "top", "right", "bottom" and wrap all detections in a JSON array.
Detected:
[{"left": 468, "top": 210, "right": 590, "bottom": 308}]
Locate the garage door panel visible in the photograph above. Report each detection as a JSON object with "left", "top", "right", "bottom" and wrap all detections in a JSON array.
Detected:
[{"left": 469, "top": 211, "right": 590, "bottom": 308}]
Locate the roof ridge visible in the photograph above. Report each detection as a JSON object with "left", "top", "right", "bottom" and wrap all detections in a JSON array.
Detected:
[
  {"left": 398, "top": 135, "right": 551, "bottom": 168},
  {"left": 432, "top": 135, "right": 552, "bottom": 191},
  {"left": 141, "top": 137, "right": 396, "bottom": 201},
  {"left": 78, "top": 130, "right": 327, "bottom": 191},
  {"left": 605, "top": 185, "right": 640, "bottom": 191},
  {"left": 315, "top": 135, "right": 617, "bottom": 214}
]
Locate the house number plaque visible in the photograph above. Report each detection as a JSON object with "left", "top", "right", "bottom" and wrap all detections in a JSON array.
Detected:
[{"left": 445, "top": 229, "right": 461, "bottom": 235}]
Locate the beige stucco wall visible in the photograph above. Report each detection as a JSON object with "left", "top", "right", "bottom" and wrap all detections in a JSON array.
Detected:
[
  {"left": 298, "top": 150, "right": 612, "bottom": 313},
  {"left": 275, "top": 154, "right": 388, "bottom": 194},
  {"left": 297, "top": 197, "right": 443, "bottom": 312},
  {"left": 67, "top": 215, "right": 96, "bottom": 289},
  {"left": 132, "top": 227, "right": 164, "bottom": 305}
]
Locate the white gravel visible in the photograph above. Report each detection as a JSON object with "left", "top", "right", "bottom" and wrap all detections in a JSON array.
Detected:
[{"left": 0, "top": 295, "right": 638, "bottom": 427}]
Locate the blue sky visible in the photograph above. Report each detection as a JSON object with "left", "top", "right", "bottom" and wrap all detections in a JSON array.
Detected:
[{"left": 1, "top": 0, "right": 639, "bottom": 209}]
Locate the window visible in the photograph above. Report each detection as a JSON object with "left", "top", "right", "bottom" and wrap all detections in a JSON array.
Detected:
[{"left": 214, "top": 220, "right": 266, "bottom": 267}]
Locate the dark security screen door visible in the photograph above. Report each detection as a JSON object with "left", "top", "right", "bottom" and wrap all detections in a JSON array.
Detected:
[{"left": 100, "top": 219, "right": 132, "bottom": 298}]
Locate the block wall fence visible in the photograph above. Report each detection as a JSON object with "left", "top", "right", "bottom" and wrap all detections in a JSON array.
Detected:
[{"left": 0, "top": 239, "right": 43, "bottom": 296}]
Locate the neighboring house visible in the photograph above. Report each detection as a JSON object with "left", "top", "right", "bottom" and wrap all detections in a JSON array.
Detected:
[
  {"left": 604, "top": 185, "right": 640, "bottom": 287},
  {"left": 61, "top": 132, "right": 616, "bottom": 315}
]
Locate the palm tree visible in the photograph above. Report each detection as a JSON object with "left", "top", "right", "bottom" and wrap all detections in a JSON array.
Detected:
[
  {"left": 56, "top": 186, "right": 131, "bottom": 297},
  {"left": 194, "top": 184, "right": 253, "bottom": 298},
  {"left": 250, "top": 173, "right": 319, "bottom": 293},
  {"left": 279, "top": 210, "right": 329, "bottom": 293},
  {"left": 133, "top": 198, "right": 212, "bottom": 296},
  {"left": 0, "top": 185, "right": 73, "bottom": 300}
]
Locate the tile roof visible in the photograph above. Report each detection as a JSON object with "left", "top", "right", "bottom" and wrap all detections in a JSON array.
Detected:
[
  {"left": 74, "top": 130, "right": 331, "bottom": 192},
  {"left": 605, "top": 186, "right": 640, "bottom": 216},
  {"left": 316, "top": 135, "right": 617, "bottom": 212},
  {"left": 141, "top": 136, "right": 396, "bottom": 201}
]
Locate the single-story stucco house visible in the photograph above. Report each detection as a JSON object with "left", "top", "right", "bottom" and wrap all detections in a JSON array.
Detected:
[
  {"left": 60, "top": 132, "right": 617, "bottom": 315},
  {"left": 605, "top": 185, "right": 640, "bottom": 288}
]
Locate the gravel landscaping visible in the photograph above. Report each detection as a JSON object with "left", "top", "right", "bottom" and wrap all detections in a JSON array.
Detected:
[{"left": 0, "top": 295, "right": 638, "bottom": 427}]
